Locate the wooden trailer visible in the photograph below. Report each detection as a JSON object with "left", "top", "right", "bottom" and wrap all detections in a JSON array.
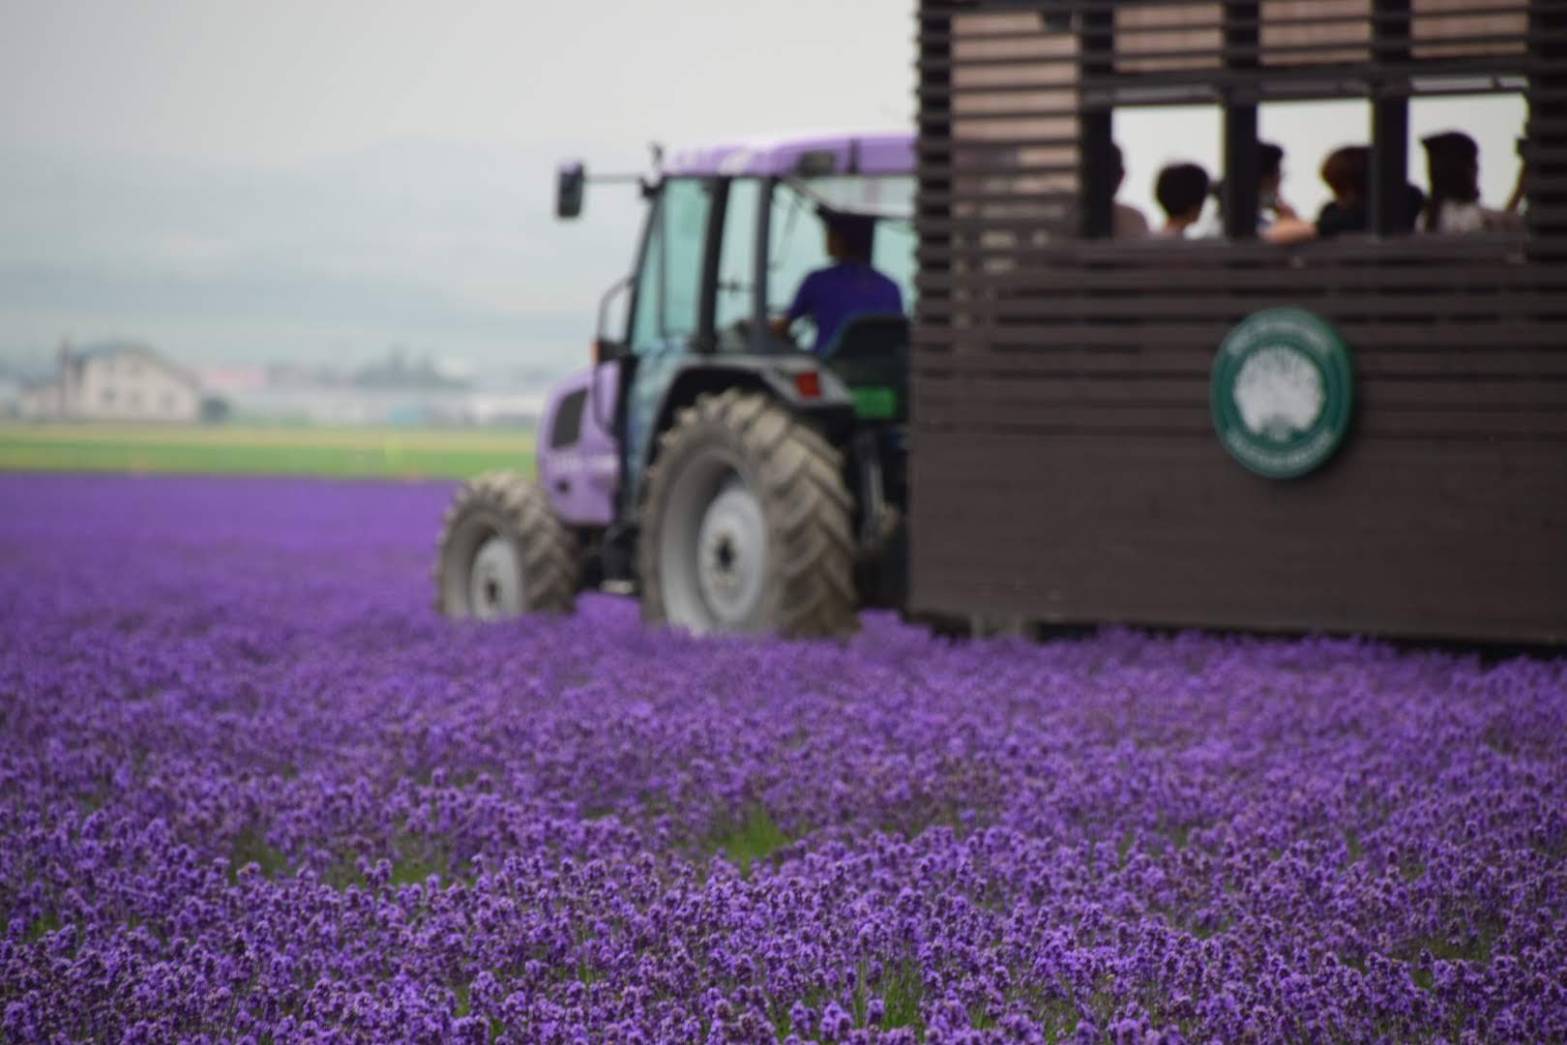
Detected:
[{"left": 910, "top": 0, "right": 1567, "bottom": 643}]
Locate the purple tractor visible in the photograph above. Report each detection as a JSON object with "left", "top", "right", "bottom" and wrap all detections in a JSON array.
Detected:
[{"left": 435, "top": 132, "right": 915, "bottom": 636}]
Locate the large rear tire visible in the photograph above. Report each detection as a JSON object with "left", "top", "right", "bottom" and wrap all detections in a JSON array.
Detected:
[
  {"left": 639, "top": 389, "right": 857, "bottom": 638},
  {"left": 435, "top": 471, "right": 578, "bottom": 620}
]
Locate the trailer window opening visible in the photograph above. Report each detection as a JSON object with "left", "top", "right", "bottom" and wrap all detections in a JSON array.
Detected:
[
  {"left": 1087, "top": 90, "right": 1527, "bottom": 247},
  {"left": 1255, "top": 98, "right": 1371, "bottom": 226},
  {"left": 936, "top": 2, "right": 1540, "bottom": 248},
  {"left": 1407, "top": 93, "right": 1528, "bottom": 233},
  {"left": 1114, "top": 105, "right": 1222, "bottom": 239}
]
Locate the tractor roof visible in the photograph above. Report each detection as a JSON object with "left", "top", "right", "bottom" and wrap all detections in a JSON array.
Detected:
[{"left": 666, "top": 131, "right": 914, "bottom": 178}]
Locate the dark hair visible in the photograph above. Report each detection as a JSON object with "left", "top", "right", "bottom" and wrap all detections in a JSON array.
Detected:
[
  {"left": 820, "top": 208, "right": 875, "bottom": 261},
  {"left": 1155, "top": 163, "right": 1210, "bottom": 220},
  {"left": 1421, "top": 130, "right": 1481, "bottom": 231},
  {"left": 1320, "top": 146, "right": 1369, "bottom": 202},
  {"left": 1259, "top": 142, "right": 1284, "bottom": 181},
  {"left": 1109, "top": 142, "right": 1125, "bottom": 180}
]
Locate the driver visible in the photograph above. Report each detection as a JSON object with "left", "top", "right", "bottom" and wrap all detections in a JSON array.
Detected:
[{"left": 770, "top": 209, "right": 903, "bottom": 354}]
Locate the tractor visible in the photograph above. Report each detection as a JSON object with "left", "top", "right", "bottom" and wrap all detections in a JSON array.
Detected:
[{"left": 435, "top": 132, "right": 916, "bottom": 637}]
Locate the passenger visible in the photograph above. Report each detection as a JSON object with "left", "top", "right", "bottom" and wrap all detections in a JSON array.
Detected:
[
  {"left": 1110, "top": 143, "right": 1149, "bottom": 239},
  {"left": 1421, "top": 130, "right": 1521, "bottom": 234},
  {"left": 1153, "top": 163, "right": 1210, "bottom": 239},
  {"left": 1269, "top": 144, "right": 1427, "bottom": 243},
  {"left": 1314, "top": 145, "right": 1370, "bottom": 237},
  {"left": 1257, "top": 142, "right": 1299, "bottom": 229},
  {"left": 771, "top": 209, "right": 903, "bottom": 354},
  {"left": 1266, "top": 145, "right": 1368, "bottom": 244},
  {"left": 1204, "top": 141, "right": 1298, "bottom": 236}
]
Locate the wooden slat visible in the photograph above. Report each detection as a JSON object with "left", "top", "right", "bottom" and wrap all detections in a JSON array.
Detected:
[
  {"left": 917, "top": 295, "right": 1567, "bottom": 322},
  {"left": 913, "top": 348, "right": 1567, "bottom": 379},
  {"left": 914, "top": 370, "right": 1567, "bottom": 407},
  {"left": 913, "top": 398, "right": 1567, "bottom": 439},
  {"left": 914, "top": 346, "right": 1567, "bottom": 372},
  {"left": 915, "top": 246, "right": 1552, "bottom": 280}
]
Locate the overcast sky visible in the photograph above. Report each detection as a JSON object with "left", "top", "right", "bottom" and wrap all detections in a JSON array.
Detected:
[
  {"left": 0, "top": 0, "right": 917, "bottom": 375},
  {"left": 0, "top": 1, "right": 1525, "bottom": 377}
]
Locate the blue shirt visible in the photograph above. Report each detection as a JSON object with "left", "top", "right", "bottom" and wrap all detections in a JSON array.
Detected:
[{"left": 788, "top": 262, "right": 904, "bottom": 353}]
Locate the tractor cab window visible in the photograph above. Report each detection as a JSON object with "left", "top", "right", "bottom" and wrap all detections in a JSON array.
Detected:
[
  {"left": 765, "top": 175, "right": 918, "bottom": 343},
  {"left": 630, "top": 178, "right": 714, "bottom": 354},
  {"left": 814, "top": 176, "right": 918, "bottom": 310}
]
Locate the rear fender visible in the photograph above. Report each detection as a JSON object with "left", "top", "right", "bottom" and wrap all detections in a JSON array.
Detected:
[{"left": 639, "top": 356, "right": 855, "bottom": 489}]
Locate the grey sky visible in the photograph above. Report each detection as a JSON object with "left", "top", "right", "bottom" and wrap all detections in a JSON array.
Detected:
[
  {"left": 0, "top": 2, "right": 1527, "bottom": 377},
  {"left": 0, "top": 0, "right": 917, "bottom": 374},
  {"left": 1, "top": 0, "right": 917, "bottom": 162}
]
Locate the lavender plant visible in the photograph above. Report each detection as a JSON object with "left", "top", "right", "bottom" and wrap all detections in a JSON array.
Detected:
[{"left": 1, "top": 475, "right": 1563, "bottom": 1042}]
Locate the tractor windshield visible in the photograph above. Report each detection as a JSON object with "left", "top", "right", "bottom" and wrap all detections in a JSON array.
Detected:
[
  {"left": 766, "top": 175, "right": 916, "bottom": 344},
  {"left": 630, "top": 178, "right": 716, "bottom": 354}
]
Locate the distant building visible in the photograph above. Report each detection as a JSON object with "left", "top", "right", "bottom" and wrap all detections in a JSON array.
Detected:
[
  {"left": 0, "top": 377, "right": 20, "bottom": 418},
  {"left": 19, "top": 341, "right": 202, "bottom": 423}
]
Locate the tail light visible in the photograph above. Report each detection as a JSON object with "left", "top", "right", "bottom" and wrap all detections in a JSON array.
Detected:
[{"left": 793, "top": 371, "right": 822, "bottom": 400}]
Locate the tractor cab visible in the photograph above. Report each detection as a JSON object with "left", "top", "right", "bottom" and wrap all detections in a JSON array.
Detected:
[
  {"left": 598, "top": 134, "right": 918, "bottom": 484},
  {"left": 436, "top": 133, "right": 918, "bottom": 636}
]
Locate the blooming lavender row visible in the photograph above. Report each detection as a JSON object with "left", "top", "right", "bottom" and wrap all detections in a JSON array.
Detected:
[{"left": 1, "top": 474, "right": 1564, "bottom": 1042}]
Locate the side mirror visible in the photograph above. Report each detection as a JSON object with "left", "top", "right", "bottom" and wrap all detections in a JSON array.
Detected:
[{"left": 556, "top": 161, "right": 585, "bottom": 219}]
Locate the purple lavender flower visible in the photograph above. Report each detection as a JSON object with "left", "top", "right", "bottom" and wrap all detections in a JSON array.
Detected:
[{"left": 0, "top": 474, "right": 1563, "bottom": 1041}]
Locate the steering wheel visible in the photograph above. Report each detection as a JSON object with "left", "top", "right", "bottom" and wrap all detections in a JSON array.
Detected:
[{"left": 720, "top": 317, "right": 803, "bottom": 354}]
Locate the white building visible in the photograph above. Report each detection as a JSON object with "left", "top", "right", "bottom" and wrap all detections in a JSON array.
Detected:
[
  {"left": 19, "top": 342, "right": 203, "bottom": 423},
  {"left": 0, "top": 377, "right": 20, "bottom": 418}
]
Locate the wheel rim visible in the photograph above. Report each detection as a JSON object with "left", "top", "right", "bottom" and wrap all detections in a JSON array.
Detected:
[
  {"left": 659, "top": 451, "right": 769, "bottom": 633},
  {"left": 468, "top": 533, "right": 523, "bottom": 620},
  {"left": 696, "top": 479, "right": 767, "bottom": 627}
]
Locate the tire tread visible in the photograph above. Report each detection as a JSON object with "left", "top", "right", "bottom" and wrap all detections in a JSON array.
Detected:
[
  {"left": 434, "top": 471, "right": 578, "bottom": 617},
  {"left": 639, "top": 391, "right": 858, "bottom": 638}
]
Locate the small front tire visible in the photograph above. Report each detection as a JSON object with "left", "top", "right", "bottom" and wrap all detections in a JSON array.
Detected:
[{"left": 435, "top": 471, "right": 578, "bottom": 620}]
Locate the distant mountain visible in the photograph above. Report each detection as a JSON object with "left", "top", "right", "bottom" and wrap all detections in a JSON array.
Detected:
[{"left": 0, "top": 140, "right": 649, "bottom": 380}]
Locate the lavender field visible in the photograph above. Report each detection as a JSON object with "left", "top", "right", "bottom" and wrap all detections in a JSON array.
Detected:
[{"left": 1, "top": 474, "right": 1564, "bottom": 1042}]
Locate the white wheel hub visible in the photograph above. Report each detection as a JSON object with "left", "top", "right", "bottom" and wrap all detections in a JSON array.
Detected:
[
  {"left": 695, "top": 479, "right": 767, "bottom": 627},
  {"left": 469, "top": 534, "right": 523, "bottom": 619}
]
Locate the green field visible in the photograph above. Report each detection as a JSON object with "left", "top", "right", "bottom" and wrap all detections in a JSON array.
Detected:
[{"left": 0, "top": 423, "right": 536, "bottom": 480}]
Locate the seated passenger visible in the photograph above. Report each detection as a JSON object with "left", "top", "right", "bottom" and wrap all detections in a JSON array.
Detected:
[
  {"left": 1153, "top": 163, "right": 1210, "bottom": 239},
  {"left": 1314, "top": 145, "right": 1370, "bottom": 238},
  {"left": 1421, "top": 130, "right": 1522, "bottom": 234},
  {"left": 771, "top": 210, "right": 903, "bottom": 354},
  {"left": 1110, "top": 143, "right": 1149, "bottom": 239},
  {"left": 1202, "top": 141, "right": 1297, "bottom": 237},
  {"left": 1258, "top": 142, "right": 1299, "bottom": 229},
  {"left": 1268, "top": 144, "right": 1425, "bottom": 243}
]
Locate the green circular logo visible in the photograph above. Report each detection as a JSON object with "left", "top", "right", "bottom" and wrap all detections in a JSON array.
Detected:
[{"left": 1211, "top": 307, "right": 1353, "bottom": 479}]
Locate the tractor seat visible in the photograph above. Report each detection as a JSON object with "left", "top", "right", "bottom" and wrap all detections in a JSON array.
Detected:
[
  {"left": 821, "top": 313, "right": 909, "bottom": 422},
  {"left": 821, "top": 312, "right": 909, "bottom": 362}
]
